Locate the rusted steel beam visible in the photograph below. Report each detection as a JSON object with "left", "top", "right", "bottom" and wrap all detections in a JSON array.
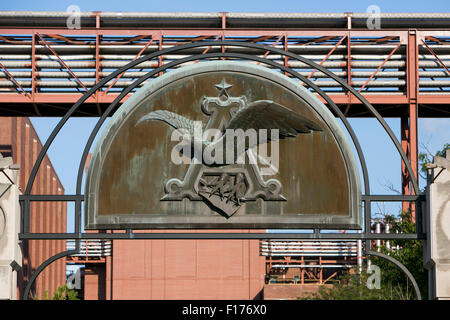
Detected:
[
  {"left": 31, "top": 33, "right": 40, "bottom": 115},
  {"left": 344, "top": 31, "right": 352, "bottom": 115},
  {"left": 221, "top": 12, "right": 227, "bottom": 30},
  {"left": 249, "top": 35, "right": 274, "bottom": 43},
  {"left": 301, "top": 35, "right": 338, "bottom": 45},
  {"left": 408, "top": 31, "right": 419, "bottom": 184},
  {"left": 402, "top": 30, "right": 419, "bottom": 218},
  {"left": 373, "top": 36, "right": 397, "bottom": 43},
  {"left": 0, "top": 35, "right": 32, "bottom": 44},
  {"left": 0, "top": 92, "right": 414, "bottom": 104},
  {"left": 346, "top": 12, "right": 352, "bottom": 30},
  {"left": 31, "top": 33, "right": 36, "bottom": 99},
  {"left": 44, "top": 34, "right": 88, "bottom": 45},
  {"left": 401, "top": 116, "right": 410, "bottom": 200},
  {"left": 94, "top": 11, "right": 101, "bottom": 29},
  {"left": 425, "top": 35, "right": 442, "bottom": 44},
  {"left": 307, "top": 35, "right": 347, "bottom": 80},
  {"left": 221, "top": 26, "right": 226, "bottom": 60},
  {"left": 257, "top": 35, "right": 283, "bottom": 65},
  {"left": 0, "top": 28, "right": 410, "bottom": 44},
  {"left": 104, "top": 38, "right": 155, "bottom": 94},
  {"left": 323, "top": 271, "right": 338, "bottom": 284},
  {"left": 95, "top": 33, "right": 101, "bottom": 114},
  {"left": 188, "top": 35, "right": 215, "bottom": 43},
  {"left": 422, "top": 39, "right": 450, "bottom": 76},
  {"left": 0, "top": 61, "right": 31, "bottom": 99},
  {"left": 118, "top": 34, "right": 149, "bottom": 44},
  {"left": 358, "top": 43, "right": 401, "bottom": 92},
  {"left": 36, "top": 33, "right": 88, "bottom": 91},
  {"left": 158, "top": 33, "right": 163, "bottom": 76},
  {"left": 11, "top": 92, "right": 450, "bottom": 106},
  {"left": 283, "top": 34, "right": 288, "bottom": 76},
  {"left": 195, "top": 35, "right": 220, "bottom": 63}
]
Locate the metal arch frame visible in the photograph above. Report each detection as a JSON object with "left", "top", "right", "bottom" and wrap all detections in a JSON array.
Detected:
[
  {"left": 366, "top": 250, "right": 422, "bottom": 300},
  {"left": 84, "top": 56, "right": 363, "bottom": 230},
  {"left": 22, "top": 249, "right": 79, "bottom": 300},
  {"left": 22, "top": 41, "right": 420, "bottom": 196},
  {"left": 18, "top": 41, "right": 425, "bottom": 300}
]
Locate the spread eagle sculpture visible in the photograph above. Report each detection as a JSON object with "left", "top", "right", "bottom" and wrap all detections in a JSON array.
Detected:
[{"left": 136, "top": 100, "right": 323, "bottom": 166}]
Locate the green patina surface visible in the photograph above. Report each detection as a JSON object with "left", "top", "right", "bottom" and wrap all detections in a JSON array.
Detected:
[{"left": 96, "top": 71, "right": 349, "bottom": 217}]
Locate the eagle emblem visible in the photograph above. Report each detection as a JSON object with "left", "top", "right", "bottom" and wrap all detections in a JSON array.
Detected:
[{"left": 136, "top": 79, "right": 322, "bottom": 218}]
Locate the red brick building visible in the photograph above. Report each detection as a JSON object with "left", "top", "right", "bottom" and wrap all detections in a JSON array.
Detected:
[
  {"left": 79, "top": 233, "right": 265, "bottom": 300},
  {"left": 0, "top": 117, "right": 66, "bottom": 299}
]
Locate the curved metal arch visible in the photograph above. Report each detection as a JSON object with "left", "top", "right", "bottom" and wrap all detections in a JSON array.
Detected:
[
  {"left": 366, "top": 250, "right": 422, "bottom": 300},
  {"left": 23, "top": 249, "right": 79, "bottom": 300},
  {"left": 23, "top": 50, "right": 374, "bottom": 301},
  {"left": 20, "top": 42, "right": 422, "bottom": 300},
  {"left": 239, "top": 42, "right": 420, "bottom": 195},
  {"left": 24, "top": 41, "right": 419, "bottom": 197}
]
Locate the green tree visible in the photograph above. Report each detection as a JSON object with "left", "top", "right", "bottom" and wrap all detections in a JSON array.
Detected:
[
  {"left": 37, "top": 285, "right": 79, "bottom": 300},
  {"left": 418, "top": 143, "right": 449, "bottom": 174},
  {"left": 301, "top": 210, "right": 426, "bottom": 300},
  {"left": 371, "top": 210, "right": 427, "bottom": 299},
  {"left": 303, "top": 143, "right": 449, "bottom": 300},
  {"left": 301, "top": 267, "right": 413, "bottom": 300}
]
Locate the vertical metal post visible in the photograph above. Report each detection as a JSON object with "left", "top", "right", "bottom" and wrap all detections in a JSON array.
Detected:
[
  {"left": 31, "top": 33, "right": 36, "bottom": 100},
  {"left": 74, "top": 199, "right": 81, "bottom": 251},
  {"left": 405, "top": 30, "right": 419, "bottom": 220},
  {"left": 220, "top": 13, "right": 226, "bottom": 60},
  {"left": 95, "top": 11, "right": 101, "bottom": 113},
  {"left": 365, "top": 199, "right": 372, "bottom": 251},
  {"left": 319, "top": 255, "right": 323, "bottom": 284},
  {"left": 23, "top": 199, "right": 30, "bottom": 234},
  {"left": 401, "top": 115, "right": 411, "bottom": 211},
  {"left": 283, "top": 33, "right": 288, "bottom": 77},
  {"left": 221, "top": 12, "right": 227, "bottom": 30},
  {"left": 95, "top": 32, "right": 101, "bottom": 114},
  {"left": 158, "top": 32, "right": 163, "bottom": 76},
  {"left": 346, "top": 13, "right": 352, "bottom": 112},
  {"left": 301, "top": 256, "right": 304, "bottom": 284}
]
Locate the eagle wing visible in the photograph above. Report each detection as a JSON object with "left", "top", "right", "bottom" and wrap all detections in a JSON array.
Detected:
[
  {"left": 226, "top": 100, "right": 322, "bottom": 140},
  {"left": 135, "top": 109, "right": 201, "bottom": 138}
]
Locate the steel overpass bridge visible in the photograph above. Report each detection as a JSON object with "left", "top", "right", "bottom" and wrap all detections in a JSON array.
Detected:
[{"left": 1, "top": 11, "right": 450, "bottom": 217}]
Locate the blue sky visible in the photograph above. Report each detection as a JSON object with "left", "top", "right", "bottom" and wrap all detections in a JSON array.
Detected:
[
  {"left": 1, "top": 0, "right": 449, "bottom": 232},
  {"left": 2, "top": 0, "right": 450, "bottom": 13}
]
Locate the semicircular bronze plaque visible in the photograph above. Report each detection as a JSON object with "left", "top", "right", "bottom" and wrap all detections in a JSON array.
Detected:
[{"left": 85, "top": 61, "right": 361, "bottom": 229}]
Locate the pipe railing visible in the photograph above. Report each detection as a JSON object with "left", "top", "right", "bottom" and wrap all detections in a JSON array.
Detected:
[
  {"left": 1, "top": 39, "right": 450, "bottom": 94},
  {"left": 261, "top": 240, "right": 358, "bottom": 257},
  {"left": 66, "top": 239, "right": 111, "bottom": 257}
]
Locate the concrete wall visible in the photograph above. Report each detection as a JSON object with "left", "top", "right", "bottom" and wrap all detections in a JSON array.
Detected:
[
  {"left": 0, "top": 156, "right": 21, "bottom": 299},
  {"left": 424, "top": 150, "right": 450, "bottom": 299}
]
